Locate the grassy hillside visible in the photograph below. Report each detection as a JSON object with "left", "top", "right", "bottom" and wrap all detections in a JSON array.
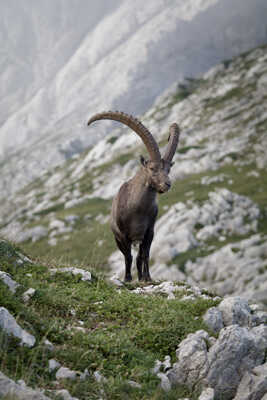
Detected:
[{"left": 0, "top": 239, "right": 219, "bottom": 399}]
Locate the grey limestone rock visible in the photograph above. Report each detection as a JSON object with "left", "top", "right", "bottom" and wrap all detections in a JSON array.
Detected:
[
  {"left": 205, "top": 325, "right": 266, "bottom": 399},
  {"left": 233, "top": 363, "right": 267, "bottom": 400},
  {"left": 0, "top": 271, "right": 20, "bottom": 293},
  {"left": 17, "top": 225, "right": 48, "bottom": 243},
  {"left": 157, "top": 372, "right": 171, "bottom": 392},
  {"left": 22, "top": 287, "right": 36, "bottom": 302},
  {"left": 93, "top": 370, "right": 107, "bottom": 383},
  {"left": 50, "top": 267, "right": 91, "bottom": 282},
  {"left": 168, "top": 330, "right": 210, "bottom": 387},
  {"left": 168, "top": 321, "right": 267, "bottom": 399},
  {"left": 127, "top": 380, "right": 141, "bottom": 389},
  {"left": 203, "top": 307, "right": 224, "bottom": 333},
  {"left": 48, "top": 359, "right": 61, "bottom": 372},
  {"left": 0, "top": 371, "right": 50, "bottom": 399},
  {"left": 218, "top": 297, "right": 252, "bottom": 327},
  {"left": 198, "top": 387, "right": 214, "bottom": 400},
  {"left": 54, "top": 389, "right": 79, "bottom": 400},
  {"left": 0, "top": 307, "right": 36, "bottom": 347},
  {"left": 56, "top": 367, "right": 77, "bottom": 380}
]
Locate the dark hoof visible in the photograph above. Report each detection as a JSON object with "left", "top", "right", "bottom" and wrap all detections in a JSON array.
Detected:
[
  {"left": 144, "top": 276, "right": 152, "bottom": 282},
  {"left": 124, "top": 275, "right": 132, "bottom": 282}
]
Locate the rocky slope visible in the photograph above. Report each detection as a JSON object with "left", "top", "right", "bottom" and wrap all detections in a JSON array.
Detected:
[
  {"left": 1, "top": 44, "right": 267, "bottom": 310},
  {"left": 1, "top": 0, "right": 267, "bottom": 198},
  {"left": 0, "top": 239, "right": 266, "bottom": 399}
]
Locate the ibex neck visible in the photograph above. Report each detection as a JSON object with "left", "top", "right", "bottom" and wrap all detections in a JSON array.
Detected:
[{"left": 129, "top": 169, "right": 157, "bottom": 209}]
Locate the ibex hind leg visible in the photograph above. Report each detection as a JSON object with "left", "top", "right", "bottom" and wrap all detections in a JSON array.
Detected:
[
  {"left": 115, "top": 237, "right": 133, "bottom": 282},
  {"left": 137, "top": 229, "right": 154, "bottom": 282},
  {"left": 136, "top": 251, "right": 143, "bottom": 281}
]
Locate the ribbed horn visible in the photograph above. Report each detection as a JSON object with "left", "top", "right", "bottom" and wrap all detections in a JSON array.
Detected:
[
  {"left": 163, "top": 123, "right": 180, "bottom": 163},
  {"left": 87, "top": 111, "right": 161, "bottom": 162}
]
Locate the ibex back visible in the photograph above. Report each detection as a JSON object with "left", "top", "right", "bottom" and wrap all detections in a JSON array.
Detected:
[{"left": 88, "top": 111, "right": 180, "bottom": 281}]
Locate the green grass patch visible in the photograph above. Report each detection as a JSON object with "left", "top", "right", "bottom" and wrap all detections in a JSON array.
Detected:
[
  {"left": 0, "top": 240, "right": 218, "bottom": 399},
  {"left": 203, "top": 87, "right": 244, "bottom": 108},
  {"left": 107, "top": 136, "right": 119, "bottom": 145},
  {"left": 93, "top": 151, "right": 136, "bottom": 178},
  {"left": 177, "top": 145, "right": 203, "bottom": 154},
  {"left": 33, "top": 203, "right": 65, "bottom": 217}
]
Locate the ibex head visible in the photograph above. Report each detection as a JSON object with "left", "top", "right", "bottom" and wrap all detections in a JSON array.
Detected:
[
  {"left": 139, "top": 157, "right": 170, "bottom": 193},
  {"left": 87, "top": 111, "right": 180, "bottom": 193}
]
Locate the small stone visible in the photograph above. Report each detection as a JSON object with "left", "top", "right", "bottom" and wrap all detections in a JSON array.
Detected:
[
  {"left": 22, "top": 288, "right": 36, "bottom": 302},
  {"left": 17, "top": 379, "right": 26, "bottom": 387},
  {"left": 127, "top": 380, "right": 141, "bottom": 388},
  {"left": 80, "top": 368, "right": 90, "bottom": 381},
  {"left": 56, "top": 367, "right": 77, "bottom": 380},
  {"left": 255, "top": 311, "right": 267, "bottom": 325},
  {"left": 49, "top": 219, "right": 65, "bottom": 230},
  {"left": 54, "top": 389, "right": 79, "bottom": 400},
  {"left": 0, "top": 271, "right": 20, "bottom": 293},
  {"left": 73, "top": 326, "right": 86, "bottom": 333},
  {"left": 198, "top": 387, "right": 214, "bottom": 400},
  {"left": 109, "top": 276, "right": 124, "bottom": 287},
  {"left": 48, "top": 359, "right": 61, "bottom": 372},
  {"left": 44, "top": 339, "right": 54, "bottom": 351},
  {"left": 163, "top": 355, "right": 172, "bottom": 371},
  {"left": 203, "top": 307, "right": 224, "bottom": 333},
  {"left": 64, "top": 215, "right": 79, "bottom": 224},
  {"left": 152, "top": 359, "right": 163, "bottom": 374},
  {"left": 94, "top": 371, "right": 107, "bottom": 383},
  {"left": 50, "top": 267, "right": 91, "bottom": 281},
  {"left": 157, "top": 372, "right": 171, "bottom": 392},
  {"left": 218, "top": 297, "right": 252, "bottom": 327}
]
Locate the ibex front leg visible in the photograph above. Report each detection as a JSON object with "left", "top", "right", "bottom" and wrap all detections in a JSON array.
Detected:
[
  {"left": 115, "top": 238, "right": 133, "bottom": 282},
  {"left": 137, "top": 228, "right": 154, "bottom": 282}
]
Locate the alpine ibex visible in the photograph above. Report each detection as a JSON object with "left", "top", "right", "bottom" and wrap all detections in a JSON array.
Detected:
[{"left": 88, "top": 111, "right": 180, "bottom": 282}]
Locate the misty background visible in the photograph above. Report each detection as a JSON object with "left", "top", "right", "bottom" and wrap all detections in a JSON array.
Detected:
[{"left": 0, "top": 0, "right": 267, "bottom": 196}]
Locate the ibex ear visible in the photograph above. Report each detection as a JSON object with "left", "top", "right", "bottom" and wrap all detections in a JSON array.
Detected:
[{"left": 140, "top": 155, "right": 147, "bottom": 166}]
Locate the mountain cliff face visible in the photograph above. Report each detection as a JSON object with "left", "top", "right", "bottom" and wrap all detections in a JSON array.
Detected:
[
  {"left": 1, "top": 0, "right": 267, "bottom": 198},
  {"left": 1, "top": 44, "right": 267, "bottom": 309}
]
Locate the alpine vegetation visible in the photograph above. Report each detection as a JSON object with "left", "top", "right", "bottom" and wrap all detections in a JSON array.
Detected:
[{"left": 88, "top": 111, "right": 180, "bottom": 281}]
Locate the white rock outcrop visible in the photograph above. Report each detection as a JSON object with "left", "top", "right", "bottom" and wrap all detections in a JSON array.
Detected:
[
  {"left": 167, "top": 296, "right": 267, "bottom": 399},
  {"left": 186, "top": 234, "right": 267, "bottom": 306}
]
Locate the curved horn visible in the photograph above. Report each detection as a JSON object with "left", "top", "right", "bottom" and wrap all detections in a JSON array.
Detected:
[
  {"left": 163, "top": 123, "right": 180, "bottom": 163},
  {"left": 87, "top": 111, "right": 161, "bottom": 162}
]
